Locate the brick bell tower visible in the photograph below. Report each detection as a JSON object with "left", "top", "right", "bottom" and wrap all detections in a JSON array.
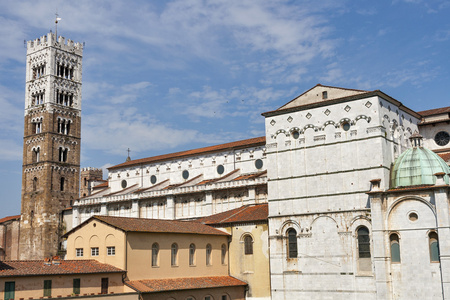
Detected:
[{"left": 19, "top": 33, "right": 83, "bottom": 259}]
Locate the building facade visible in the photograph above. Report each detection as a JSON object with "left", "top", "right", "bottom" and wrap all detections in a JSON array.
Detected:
[
  {"left": 19, "top": 33, "right": 83, "bottom": 260},
  {"left": 64, "top": 215, "right": 247, "bottom": 300},
  {"left": 262, "top": 85, "right": 450, "bottom": 299}
]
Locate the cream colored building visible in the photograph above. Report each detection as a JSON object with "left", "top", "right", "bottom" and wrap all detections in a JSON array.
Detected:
[
  {"left": 199, "top": 204, "right": 270, "bottom": 300},
  {"left": 0, "top": 258, "right": 136, "bottom": 299},
  {"left": 64, "top": 215, "right": 247, "bottom": 299}
]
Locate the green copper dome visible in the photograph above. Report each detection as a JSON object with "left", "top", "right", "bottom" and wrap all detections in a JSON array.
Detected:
[{"left": 391, "top": 146, "right": 449, "bottom": 188}]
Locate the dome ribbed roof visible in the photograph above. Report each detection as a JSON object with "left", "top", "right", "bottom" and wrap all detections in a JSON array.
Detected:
[{"left": 391, "top": 147, "right": 449, "bottom": 188}]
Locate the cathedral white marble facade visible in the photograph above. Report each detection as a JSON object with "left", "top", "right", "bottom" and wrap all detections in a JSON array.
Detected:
[{"left": 71, "top": 84, "right": 450, "bottom": 299}]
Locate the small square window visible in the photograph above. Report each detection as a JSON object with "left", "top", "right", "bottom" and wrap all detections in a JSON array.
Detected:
[
  {"left": 91, "top": 247, "right": 99, "bottom": 256},
  {"left": 107, "top": 246, "right": 115, "bottom": 256},
  {"left": 76, "top": 248, "right": 83, "bottom": 257},
  {"left": 322, "top": 91, "right": 328, "bottom": 99}
]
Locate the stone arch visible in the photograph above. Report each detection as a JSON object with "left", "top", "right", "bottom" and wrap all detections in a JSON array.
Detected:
[
  {"left": 301, "top": 124, "right": 316, "bottom": 134},
  {"left": 310, "top": 215, "right": 339, "bottom": 230},
  {"left": 355, "top": 115, "right": 371, "bottom": 124},
  {"left": 280, "top": 219, "right": 300, "bottom": 235},
  {"left": 322, "top": 120, "right": 336, "bottom": 128},
  {"left": 239, "top": 232, "right": 255, "bottom": 242},
  {"left": 386, "top": 196, "right": 436, "bottom": 223}
]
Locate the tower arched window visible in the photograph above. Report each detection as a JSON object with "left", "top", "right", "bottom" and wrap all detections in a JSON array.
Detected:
[
  {"left": 287, "top": 228, "right": 298, "bottom": 258},
  {"left": 33, "top": 177, "right": 38, "bottom": 191},
  {"left": 206, "top": 244, "right": 212, "bottom": 265},
  {"left": 33, "top": 147, "right": 40, "bottom": 163},
  {"left": 152, "top": 243, "right": 159, "bottom": 267},
  {"left": 171, "top": 243, "right": 178, "bottom": 266},
  {"left": 429, "top": 232, "right": 439, "bottom": 262},
  {"left": 35, "top": 120, "right": 42, "bottom": 134},
  {"left": 60, "top": 177, "right": 65, "bottom": 192},
  {"left": 189, "top": 243, "right": 196, "bottom": 266},
  {"left": 59, "top": 147, "right": 68, "bottom": 162},
  {"left": 244, "top": 235, "right": 253, "bottom": 255},
  {"left": 357, "top": 226, "right": 372, "bottom": 272},
  {"left": 390, "top": 233, "right": 400, "bottom": 263}
]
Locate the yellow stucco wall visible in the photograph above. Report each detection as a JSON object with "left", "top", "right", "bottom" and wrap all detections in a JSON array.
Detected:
[
  {"left": 126, "top": 232, "right": 229, "bottom": 280},
  {"left": 0, "top": 273, "right": 128, "bottom": 299},
  {"left": 66, "top": 219, "right": 126, "bottom": 270},
  {"left": 227, "top": 223, "right": 270, "bottom": 299}
]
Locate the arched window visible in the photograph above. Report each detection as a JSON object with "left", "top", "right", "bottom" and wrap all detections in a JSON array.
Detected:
[
  {"left": 287, "top": 228, "right": 297, "bottom": 258},
  {"left": 357, "top": 226, "right": 371, "bottom": 272},
  {"left": 206, "top": 244, "right": 212, "bottom": 265},
  {"left": 221, "top": 244, "right": 227, "bottom": 264},
  {"left": 189, "top": 244, "right": 196, "bottom": 266},
  {"left": 390, "top": 233, "right": 400, "bottom": 263},
  {"left": 152, "top": 243, "right": 159, "bottom": 266},
  {"left": 171, "top": 243, "right": 178, "bottom": 266},
  {"left": 429, "top": 232, "right": 439, "bottom": 262},
  {"left": 244, "top": 235, "right": 253, "bottom": 255},
  {"left": 32, "top": 148, "right": 40, "bottom": 163},
  {"left": 60, "top": 177, "right": 65, "bottom": 192},
  {"left": 33, "top": 177, "right": 38, "bottom": 192}
]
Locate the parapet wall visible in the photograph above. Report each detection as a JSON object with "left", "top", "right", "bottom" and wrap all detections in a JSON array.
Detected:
[{"left": 27, "top": 33, "right": 83, "bottom": 56}]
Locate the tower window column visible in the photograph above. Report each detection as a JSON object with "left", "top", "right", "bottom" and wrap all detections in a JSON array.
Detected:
[{"left": 59, "top": 147, "right": 68, "bottom": 162}]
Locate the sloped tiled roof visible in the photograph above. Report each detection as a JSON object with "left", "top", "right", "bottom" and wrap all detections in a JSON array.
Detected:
[
  {"left": 233, "top": 170, "right": 267, "bottom": 181},
  {"left": 418, "top": 106, "right": 450, "bottom": 117},
  {"left": 438, "top": 152, "right": 450, "bottom": 162},
  {"left": 126, "top": 276, "right": 247, "bottom": 293},
  {"left": 0, "top": 260, "right": 124, "bottom": 277},
  {"left": 93, "top": 181, "right": 108, "bottom": 189},
  {"left": 109, "top": 137, "right": 266, "bottom": 170},
  {"left": 64, "top": 216, "right": 229, "bottom": 238},
  {"left": 0, "top": 215, "right": 20, "bottom": 224},
  {"left": 198, "top": 204, "right": 268, "bottom": 226}
]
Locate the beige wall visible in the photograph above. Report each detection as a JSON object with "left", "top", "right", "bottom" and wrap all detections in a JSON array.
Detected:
[
  {"left": 140, "top": 286, "right": 246, "bottom": 300},
  {"left": 0, "top": 273, "right": 129, "bottom": 299},
  {"left": 66, "top": 219, "right": 126, "bottom": 270},
  {"left": 227, "top": 223, "right": 270, "bottom": 299},
  {"left": 127, "top": 232, "right": 229, "bottom": 280}
]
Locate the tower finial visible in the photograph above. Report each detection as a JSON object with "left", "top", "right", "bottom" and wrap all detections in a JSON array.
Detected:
[
  {"left": 126, "top": 148, "right": 131, "bottom": 162},
  {"left": 55, "top": 11, "right": 61, "bottom": 39}
]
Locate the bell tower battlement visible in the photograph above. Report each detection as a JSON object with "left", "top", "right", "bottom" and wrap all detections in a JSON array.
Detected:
[
  {"left": 25, "top": 32, "right": 83, "bottom": 112},
  {"left": 20, "top": 32, "right": 83, "bottom": 260}
]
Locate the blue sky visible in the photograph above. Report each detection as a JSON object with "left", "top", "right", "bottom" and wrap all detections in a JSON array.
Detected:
[{"left": 0, "top": 0, "right": 449, "bottom": 216}]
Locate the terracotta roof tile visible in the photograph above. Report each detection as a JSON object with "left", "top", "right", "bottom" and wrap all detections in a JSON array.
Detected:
[
  {"left": 109, "top": 137, "right": 266, "bottom": 170},
  {"left": 64, "top": 216, "right": 230, "bottom": 237},
  {"left": 418, "top": 106, "right": 450, "bottom": 117},
  {"left": 198, "top": 204, "right": 268, "bottom": 225},
  {"left": 438, "top": 152, "right": 450, "bottom": 162},
  {"left": 0, "top": 260, "right": 124, "bottom": 277},
  {"left": 0, "top": 215, "right": 20, "bottom": 224},
  {"left": 126, "top": 276, "right": 247, "bottom": 293},
  {"left": 233, "top": 170, "right": 267, "bottom": 181},
  {"left": 93, "top": 181, "right": 108, "bottom": 189}
]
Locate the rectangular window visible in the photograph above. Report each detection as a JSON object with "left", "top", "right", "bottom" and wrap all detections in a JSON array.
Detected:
[
  {"left": 107, "top": 246, "right": 115, "bottom": 256},
  {"left": 73, "top": 278, "right": 80, "bottom": 295},
  {"left": 101, "top": 278, "right": 108, "bottom": 294},
  {"left": 5, "top": 281, "right": 15, "bottom": 300},
  {"left": 43, "top": 280, "right": 52, "bottom": 297},
  {"left": 76, "top": 248, "right": 83, "bottom": 257},
  {"left": 91, "top": 247, "right": 99, "bottom": 256}
]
